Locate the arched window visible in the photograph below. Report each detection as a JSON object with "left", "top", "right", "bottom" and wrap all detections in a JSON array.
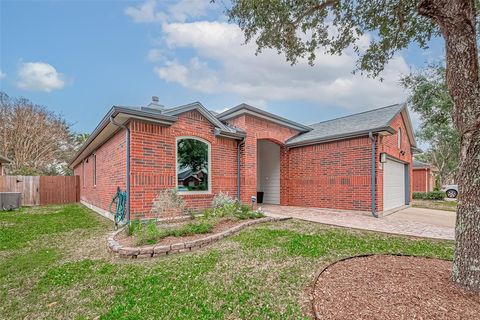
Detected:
[
  {"left": 397, "top": 128, "right": 402, "bottom": 149},
  {"left": 176, "top": 137, "right": 211, "bottom": 193}
]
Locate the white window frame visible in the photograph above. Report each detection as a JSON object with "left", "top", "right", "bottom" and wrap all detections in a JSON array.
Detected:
[
  {"left": 175, "top": 136, "right": 212, "bottom": 195},
  {"left": 397, "top": 128, "right": 402, "bottom": 149},
  {"left": 82, "top": 160, "right": 86, "bottom": 188}
]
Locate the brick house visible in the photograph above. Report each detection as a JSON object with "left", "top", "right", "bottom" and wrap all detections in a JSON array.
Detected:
[
  {"left": 412, "top": 160, "right": 437, "bottom": 192},
  {"left": 70, "top": 98, "right": 418, "bottom": 221}
]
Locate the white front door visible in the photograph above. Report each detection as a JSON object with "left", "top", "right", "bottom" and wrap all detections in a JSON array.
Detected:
[
  {"left": 257, "top": 140, "right": 280, "bottom": 204},
  {"left": 383, "top": 159, "right": 405, "bottom": 211}
]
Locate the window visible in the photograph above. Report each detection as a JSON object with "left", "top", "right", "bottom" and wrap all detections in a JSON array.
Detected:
[
  {"left": 176, "top": 137, "right": 210, "bottom": 193},
  {"left": 92, "top": 153, "right": 96, "bottom": 186},
  {"left": 82, "top": 160, "right": 86, "bottom": 187},
  {"left": 397, "top": 128, "right": 402, "bottom": 149}
]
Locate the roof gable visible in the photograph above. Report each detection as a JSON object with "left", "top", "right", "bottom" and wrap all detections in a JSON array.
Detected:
[
  {"left": 217, "top": 103, "right": 312, "bottom": 132},
  {"left": 391, "top": 107, "right": 417, "bottom": 148},
  {"left": 163, "top": 102, "right": 231, "bottom": 132}
]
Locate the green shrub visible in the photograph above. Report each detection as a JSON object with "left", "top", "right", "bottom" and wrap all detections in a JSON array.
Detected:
[
  {"left": 234, "top": 204, "right": 265, "bottom": 220},
  {"left": 134, "top": 219, "right": 214, "bottom": 245},
  {"left": 413, "top": 191, "right": 445, "bottom": 200},
  {"left": 211, "top": 193, "right": 264, "bottom": 219},
  {"left": 127, "top": 220, "right": 141, "bottom": 236}
]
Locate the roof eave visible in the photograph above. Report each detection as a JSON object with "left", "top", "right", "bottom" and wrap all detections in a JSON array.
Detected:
[
  {"left": 69, "top": 106, "right": 177, "bottom": 167},
  {"left": 213, "top": 128, "right": 246, "bottom": 140},
  {"left": 286, "top": 127, "right": 395, "bottom": 148},
  {"left": 217, "top": 104, "right": 312, "bottom": 132}
]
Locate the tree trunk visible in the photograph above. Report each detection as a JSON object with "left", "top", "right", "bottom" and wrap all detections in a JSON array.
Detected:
[{"left": 418, "top": 0, "right": 480, "bottom": 292}]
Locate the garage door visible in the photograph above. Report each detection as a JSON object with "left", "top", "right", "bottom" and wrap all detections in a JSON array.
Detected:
[{"left": 383, "top": 159, "right": 405, "bottom": 211}]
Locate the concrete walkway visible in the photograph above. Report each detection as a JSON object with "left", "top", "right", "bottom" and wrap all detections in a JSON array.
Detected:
[{"left": 262, "top": 205, "right": 455, "bottom": 240}]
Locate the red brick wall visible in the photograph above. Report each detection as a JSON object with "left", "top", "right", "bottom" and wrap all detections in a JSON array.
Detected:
[
  {"left": 413, "top": 168, "right": 433, "bottom": 192},
  {"left": 285, "top": 137, "right": 373, "bottom": 211},
  {"left": 129, "top": 110, "right": 238, "bottom": 219},
  {"left": 377, "top": 112, "right": 413, "bottom": 211},
  {"left": 73, "top": 129, "right": 127, "bottom": 212},
  {"left": 226, "top": 114, "right": 300, "bottom": 204}
]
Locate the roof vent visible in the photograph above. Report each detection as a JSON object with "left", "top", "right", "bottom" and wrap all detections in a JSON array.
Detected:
[{"left": 145, "top": 96, "right": 165, "bottom": 112}]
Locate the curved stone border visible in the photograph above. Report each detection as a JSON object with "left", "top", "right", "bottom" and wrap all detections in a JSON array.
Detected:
[{"left": 107, "top": 216, "right": 290, "bottom": 259}]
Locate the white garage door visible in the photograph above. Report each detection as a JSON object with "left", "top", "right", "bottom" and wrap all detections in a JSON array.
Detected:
[{"left": 383, "top": 159, "right": 406, "bottom": 211}]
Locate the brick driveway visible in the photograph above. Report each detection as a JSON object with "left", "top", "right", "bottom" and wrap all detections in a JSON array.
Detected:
[{"left": 262, "top": 205, "right": 455, "bottom": 240}]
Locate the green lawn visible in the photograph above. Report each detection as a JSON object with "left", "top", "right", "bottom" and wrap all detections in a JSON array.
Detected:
[
  {"left": 412, "top": 199, "right": 458, "bottom": 212},
  {"left": 0, "top": 204, "right": 454, "bottom": 319}
]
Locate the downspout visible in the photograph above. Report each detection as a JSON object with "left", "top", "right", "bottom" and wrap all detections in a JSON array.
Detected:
[
  {"left": 237, "top": 137, "right": 246, "bottom": 201},
  {"left": 110, "top": 116, "right": 130, "bottom": 223},
  {"left": 369, "top": 132, "right": 378, "bottom": 218}
]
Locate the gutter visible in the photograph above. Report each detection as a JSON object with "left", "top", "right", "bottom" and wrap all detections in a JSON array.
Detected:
[
  {"left": 110, "top": 115, "right": 130, "bottom": 223},
  {"left": 214, "top": 128, "right": 246, "bottom": 140},
  {"left": 369, "top": 131, "right": 378, "bottom": 218},
  {"left": 237, "top": 137, "right": 246, "bottom": 200}
]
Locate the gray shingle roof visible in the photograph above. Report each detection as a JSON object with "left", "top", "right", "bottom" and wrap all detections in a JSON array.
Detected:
[
  {"left": 413, "top": 159, "right": 431, "bottom": 168},
  {"left": 286, "top": 104, "right": 405, "bottom": 146}
]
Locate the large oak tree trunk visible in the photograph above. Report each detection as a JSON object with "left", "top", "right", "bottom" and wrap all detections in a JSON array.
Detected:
[{"left": 418, "top": 0, "right": 480, "bottom": 292}]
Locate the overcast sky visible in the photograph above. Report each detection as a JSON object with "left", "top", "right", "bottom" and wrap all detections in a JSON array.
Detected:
[{"left": 0, "top": 0, "right": 444, "bottom": 134}]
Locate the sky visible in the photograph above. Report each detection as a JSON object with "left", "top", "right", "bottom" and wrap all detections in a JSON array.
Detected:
[{"left": 0, "top": 0, "right": 445, "bottom": 135}]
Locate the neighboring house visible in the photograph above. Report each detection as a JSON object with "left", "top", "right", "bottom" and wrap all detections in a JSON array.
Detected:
[
  {"left": 69, "top": 97, "right": 418, "bottom": 220},
  {"left": 412, "top": 160, "right": 437, "bottom": 192},
  {"left": 177, "top": 169, "right": 207, "bottom": 190},
  {"left": 0, "top": 155, "right": 11, "bottom": 176}
]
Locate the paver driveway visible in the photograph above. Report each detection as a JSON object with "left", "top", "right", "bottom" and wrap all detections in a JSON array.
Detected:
[{"left": 263, "top": 205, "right": 455, "bottom": 240}]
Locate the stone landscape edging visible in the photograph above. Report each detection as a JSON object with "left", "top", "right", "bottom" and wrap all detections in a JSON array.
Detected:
[{"left": 107, "top": 216, "right": 290, "bottom": 259}]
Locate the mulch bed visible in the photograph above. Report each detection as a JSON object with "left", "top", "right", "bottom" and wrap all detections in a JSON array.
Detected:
[
  {"left": 313, "top": 255, "right": 480, "bottom": 320},
  {"left": 116, "top": 218, "right": 241, "bottom": 247}
]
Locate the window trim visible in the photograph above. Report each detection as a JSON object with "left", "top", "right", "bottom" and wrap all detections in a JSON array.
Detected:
[
  {"left": 92, "top": 153, "right": 97, "bottom": 187},
  {"left": 397, "top": 128, "right": 402, "bottom": 149},
  {"left": 175, "top": 136, "right": 212, "bottom": 195},
  {"left": 82, "top": 160, "right": 86, "bottom": 188}
]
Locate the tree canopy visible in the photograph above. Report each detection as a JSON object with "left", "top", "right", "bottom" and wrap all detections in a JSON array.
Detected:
[
  {"left": 0, "top": 92, "right": 82, "bottom": 175},
  {"left": 226, "top": 0, "right": 454, "bottom": 76},
  {"left": 177, "top": 138, "right": 208, "bottom": 172},
  {"left": 401, "top": 65, "right": 459, "bottom": 184}
]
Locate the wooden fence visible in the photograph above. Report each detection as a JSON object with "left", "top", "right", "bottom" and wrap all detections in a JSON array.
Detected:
[{"left": 0, "top": 175, "right": 79, "bottom": 206}]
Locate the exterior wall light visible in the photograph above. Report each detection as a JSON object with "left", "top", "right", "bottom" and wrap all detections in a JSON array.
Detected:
[{"left": 380, "top": 152, "right": 387, "bottom": 163}]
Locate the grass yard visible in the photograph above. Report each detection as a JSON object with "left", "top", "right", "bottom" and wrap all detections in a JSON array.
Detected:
[
  {"left": 0, "top": 204, "right": 454, "bottom": 319},
  {"left": 412, "top": 199, "right": 457, "bottom": 212}
]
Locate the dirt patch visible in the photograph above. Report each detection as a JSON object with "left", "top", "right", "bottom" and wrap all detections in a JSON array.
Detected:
[
  {"left": 313, "top": 255, "right": 480, "bottom": 320},
  {"left": 116, "top": 218, "right": 242, "bottom": 247}
]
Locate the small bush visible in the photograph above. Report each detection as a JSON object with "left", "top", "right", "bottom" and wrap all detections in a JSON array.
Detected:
[
  {"left": 150, "top": 189, "right": 186, "bottom": 218},
  {"left": 235, "top": 204, "right": 265, "bottom": 220},
  {"left": 134, "top": 219, "right": 214, "bottom": 245},
  {"left": 127, "top": 220, "right": 141, "bottom": 236},
  {"left": 413, "top": 191, "right": 445, "bottom": 200},
  {"left": 211, "top": 192, "right": 264, "bottom": 219}
]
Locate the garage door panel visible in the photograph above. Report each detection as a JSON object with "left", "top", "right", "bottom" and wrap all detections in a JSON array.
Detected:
[{"left": 383, "top": 159, "right": 405, "bottom": 211}]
